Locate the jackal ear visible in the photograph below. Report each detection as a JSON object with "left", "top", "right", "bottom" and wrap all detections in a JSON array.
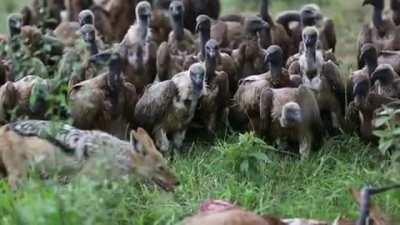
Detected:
[
  {"left": 130, "top": 129, "right": 147, "bottom": 156},
  {"left": 135, "top": 128, "right": 158, "bottom": 153}
]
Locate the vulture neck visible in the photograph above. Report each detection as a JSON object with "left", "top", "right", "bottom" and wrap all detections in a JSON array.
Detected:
[
  {"left": 372, "top": 6, "right": 384, "bottom": 30},
  {"left": 200, "top": 29, "right": 211, "bottom": 61},
  {"left": 365, "top": 58, "right": 378, "bottom": 76},
  {"left": 269, "top": 61, "right": 283, "bottom": 82},
  {"left": 259, "top": 27, "right": 272, "bottom": 49},
  {"left": 205, "top": 54, "right": 217, "bottom": 84},
  {"left": 260, "top": 0, "right": 273, "bottom": 25},
  {"left": 305, "top": 45, "right": 317, "bottom": 65},
  {"left": 9, "top": 26, "right": 20, "bottom": 38},
  {"left": 88, "top": 39, "right": 98, "bottom": 55},
  {"left": 137, "top": 16, "right": 149, "bottom": 42},
  {"left": 172, "top": 16, "right": 185, "bottom": 41},
  {"left": 108, "top": 64, "right": 122, "bottom": 114}
]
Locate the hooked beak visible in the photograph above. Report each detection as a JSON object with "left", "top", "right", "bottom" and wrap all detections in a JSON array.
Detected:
[{"left": 207, "top": 49, "right": 216, "bottom": 59}]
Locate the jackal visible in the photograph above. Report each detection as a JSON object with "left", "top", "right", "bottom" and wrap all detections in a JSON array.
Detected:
[{"left": 0, "top": 120, "right": 178, "bottom": 191}]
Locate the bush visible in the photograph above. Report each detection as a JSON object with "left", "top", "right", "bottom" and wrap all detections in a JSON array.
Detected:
[
  {"left": 217, "top": 132, "right": 274, "bottom": 179},
  {"left": 373, "top": 104, "right": 400, "bottom": 182}
]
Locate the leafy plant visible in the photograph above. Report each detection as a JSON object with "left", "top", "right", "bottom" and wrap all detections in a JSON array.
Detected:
[
  {"left": 373, "top": 105, "right": 400, "bottom": 181},
  {"left": 217, "top": 132, "right": 274, "bottom": 178}
]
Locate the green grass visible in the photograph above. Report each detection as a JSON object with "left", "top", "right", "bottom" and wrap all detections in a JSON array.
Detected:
[
  {"left": 0, "top": 0, "right": 399, "bottom": 224},
  {"left": 0, "top": 133, "right": 399, "bottom": 225}
]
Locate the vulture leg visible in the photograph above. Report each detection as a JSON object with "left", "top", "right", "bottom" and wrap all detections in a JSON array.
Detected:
[{"left": 154, "top": 127, "right": 170, "bottom": 152}]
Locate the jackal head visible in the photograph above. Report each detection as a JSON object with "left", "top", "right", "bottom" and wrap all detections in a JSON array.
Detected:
[{"left": 130, "top": 128, "right": 179, "bottom": 191}]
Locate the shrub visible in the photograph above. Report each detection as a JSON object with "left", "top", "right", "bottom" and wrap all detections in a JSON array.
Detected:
[
  {"left": 217, "top": 132, "right": 274, "bottom": 178},
  {"left": 373, "top": 104, "right": 400, "bottom": 182}
]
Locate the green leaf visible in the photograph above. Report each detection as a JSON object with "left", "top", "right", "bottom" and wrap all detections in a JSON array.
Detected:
[
  {"left": 240, "top": 160, "right": 249, "bottom": 173},
  {"left": 249, "top": 152, "right": 270, "bottom": 163},
  {"left": 378, "top": 139, "right": 393, "bottom": 155},
  {"left": 374, "top": 116, "right": 390, "bottom": 128}
]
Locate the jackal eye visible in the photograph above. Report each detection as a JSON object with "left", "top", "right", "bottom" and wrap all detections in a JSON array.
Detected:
[{"left": 158, "top": 165, "right": 165, "bottom": 171}]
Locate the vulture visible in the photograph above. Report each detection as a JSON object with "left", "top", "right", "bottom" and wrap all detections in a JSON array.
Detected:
[
  {"left": 20, "top": 26, "right": 65, "bottom": 67},
  {"left": 276, "top": 3, "right": 336, "bottom": 53},
  {"left": 94, "top": 0, "right": 137, "bottom": 41},
  {"left": 358, "top": 0, "right": 400, "bottom": 66},
  {"left": 370, "top": 64, "right": 400, "bottom": 98},
  {"left": 57, "top": 24, "right": 100, "bottom": 87},
  {"left": 135, "top": 63, "right": 206, "bottom": 152},
  {"left": 69, "top": 53, "right": 138, "bottom": 139},
  {"left": 232, "top": 16, "right": 268, "bottom": 81},
  {"left": 298, "top": 27, "right": 346, "bottom": 134},
  {"left": 193, "top": 39, "right": 230, "bottom": 134},
  {"left": 347, "top": 74, "right": 396, "bottom": 142},
  {"left": 53, "top": 9, "right": 103, "bottom": 47},
  {"left": 149, "top": 2, "right": 172, "bottom": 45},
  {"left": 234, "top": 45, "right": 301, "bottom": 134},
  {"left": 258, "top": 0, "right": 294, "bottom": 60},
  {"left": 190, "top": 15, "right": 237, "bottom": 94},
  {"left": 156, "top": 0, "right": 197, "bottom": 81},
  {"left": 120, "top": 1, "right": 157, "bottom": 95},
  {"left": 0, "top": 76, "right": 54, "bottom": 124},
  {"left": 259, "top": 86, "right": 322, "bottom": 160}
]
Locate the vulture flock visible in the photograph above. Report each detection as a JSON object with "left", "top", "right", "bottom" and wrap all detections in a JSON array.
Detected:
[{"left": 0, "top": 0, "right": 399, "bottom": 224}]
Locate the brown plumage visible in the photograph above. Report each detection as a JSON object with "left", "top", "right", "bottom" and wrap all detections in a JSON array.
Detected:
[
  {"left": 186, "top": 15, "right": 237, "bottom": 94},
  {"left": 193, "top": 39, "right": 230, "bottom": 134},
  {"left": 69, "top": 54, "right": 138, "bottom": 139},
  {"left": 370, "top": 64, "right": 400, "bottom": 98},
  {"left": 95, "top": 0, "right": 137, "bottom": 41},
  {"left": 391, "top": 0, "right": 400, "bottom": 25},
  {"left": 135, "top": 63, "right": 206, "bottom": 152},
  {"left": 276, "top": 4, "right": 336, "bottom": 53},
  {"left": 259, "top": 86, "right": 322, "bottom": 160},
  {"left": 0, "top": 76, "right": 54, "bottom": 124},
  {"left": 120, "top": 1, "right": 157, "bottom": 95},
  {"left": 347, "top": 74, "right": 396, "bottom": 142},
  {"left": 358, "top": 0, "right": 400, "bottom": 62},
  {"left": 156, "top": 0, "right": 197, "bottom": 81},
  {"left": 258, "top": 0, "right": 294, "bottom": 60},
  {"left": 54, "top": 10, "right": 104, "bottom": 47},
  {"left": 90, "top": 5, "right": 115, "bottom": 43},
  {"left": 149, "top": 6, "right": 171, "bottom": 45},
  {"left": 234, "top": 45, "right": 301, "bottom": 134},
  {"left": 299, "top": 27, "right": 346, "bottom": 134},
  {"left": 232, "top": 16, "right": 268, "bottom": 81}
]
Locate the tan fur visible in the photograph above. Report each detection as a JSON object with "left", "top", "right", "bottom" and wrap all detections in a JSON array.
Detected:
[
  {"left": 182, "top": 209, "right": 274, "bottom": 225},
  {"left": 0, "top": 123, "right": 178, "bottom": 190}
]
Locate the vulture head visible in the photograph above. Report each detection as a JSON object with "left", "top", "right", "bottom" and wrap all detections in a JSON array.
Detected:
[
  {"left": 78, "top": 10, "right": 95, "bottom": 27},
  {"left": 8, "top": 13, "right": 23, "bottom": 37},
  {"left": 244, "top": 16, "right": 269, "bottom": 37},
  {"left": 136, "top": 1, "right": 152, "bottom": 26}
]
